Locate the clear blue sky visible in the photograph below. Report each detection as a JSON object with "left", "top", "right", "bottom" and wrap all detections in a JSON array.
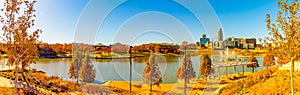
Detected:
[{"left": 29, "top": 0, "right": 278, "bottom": 45}]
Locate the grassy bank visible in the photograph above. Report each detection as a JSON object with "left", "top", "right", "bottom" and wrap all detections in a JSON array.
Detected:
[{"left": 217, "top": 66, "right": 300, "bottom": 95}]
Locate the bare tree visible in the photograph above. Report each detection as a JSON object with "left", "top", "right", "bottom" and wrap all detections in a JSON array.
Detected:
[
  {"left": 79, "top": 55, "right": 96, "bottom": 82},
  {"left": 142, "top": 46, "right": 163, "bottom": 93},
  {"left": 176, "top": 54, "right": 196, "bottom": 82}
]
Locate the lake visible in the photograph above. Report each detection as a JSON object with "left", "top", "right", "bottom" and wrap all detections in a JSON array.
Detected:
[{"left": 29, "top": 56, "right": 264, "bottom": 83}]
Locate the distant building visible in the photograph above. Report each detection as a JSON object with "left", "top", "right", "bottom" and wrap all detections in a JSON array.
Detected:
[
  {"left": 246, "top": 38, "right": 256, "bottom": 49},
  {"left": 213, "top": 41, "right": 225, "bottom": 50},
  {"left": 200, "top": 34, "right": 210, "bottom": 48},
  {"left": 217, "top": 28, "right": 223, "bottom": 41},
  {"left": 94, "top": 43, "right": 109, "bottom": 50},
  {"left": 213, "top": 28, "right": 225, "bottom": 50},
  {"left": 224, "top": 37, "right": 256, "bottom": 49},
  {"left": 225, "top": 40, "right": 239, "bottom": 48},
  {"left": 212, "top": 28, "right": 257, "bottom": 50}
]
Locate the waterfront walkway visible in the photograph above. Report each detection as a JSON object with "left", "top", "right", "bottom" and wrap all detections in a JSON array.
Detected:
[
  {"left": 279, "top": 61, "right": 300, "bottom": 71},
  {"left": 211, "top": 62, "right": 255, "bottom": 78}
]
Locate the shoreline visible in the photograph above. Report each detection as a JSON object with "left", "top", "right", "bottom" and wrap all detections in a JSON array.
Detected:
[
  {"left": 0, "top": 63, "right": 257, "bottom": 94},
  {"left": 100, "top": 72, "right": 254, "bottom": 94}
]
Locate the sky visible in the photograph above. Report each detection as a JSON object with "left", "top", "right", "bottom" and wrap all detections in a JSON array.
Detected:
[{"left": 1, "top": 0, "right": 279, "bottom": 45}]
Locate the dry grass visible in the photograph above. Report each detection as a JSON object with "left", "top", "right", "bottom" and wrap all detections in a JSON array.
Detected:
[
  {"left": 218, "top": 66, "right": 300, "bottom": 95},
  {"left": 0, "top": 87, "right": 14, "bottom": 95}
]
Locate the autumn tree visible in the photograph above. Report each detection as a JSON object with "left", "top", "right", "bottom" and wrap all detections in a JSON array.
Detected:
[
  {"left": 247, "top": 54, "right": 259, "bottom": 72},
  {"left": 69, "top": 43, "right": 94, "bottom": 86},
  {"left": 277, "top": 54, "right": 290, "bottom": 65},
  {"left": 266, "top": 1, "right": 300, "bottom": 93},
  {"left": 266, "top": 0, "right": 300, "bottom": 72},
  {"left": 69, "top": 50, "right": 83, "bottom": 85},
  {"left": 62, "top": 43, "right": 72, "bottom": 54},
  {"left": 50, "top": 43, "right": 63, "bottom": 54},
  {"left": 38, "top": 43, "right": 56, "bottom": 56},
  {"left": 79, "top": 55, "right": 96, "bottom": 82},
  {"left": 142, "top": 47, "right": 163, "bottom": 93},
  {"left": 69, "top": 43, "right": 90, "bottom": 85},
  {"left": 176, "top": 54, "right": 196, "bottom": 82},
  {"left": 200, "top": 54, "right": 213, "bottom": 80},
  {"left": 262, "top": 52, "right": 275, "bottom": 68},
  {"left": 0, "top": 0, "right": 42, "bottom": 93}
]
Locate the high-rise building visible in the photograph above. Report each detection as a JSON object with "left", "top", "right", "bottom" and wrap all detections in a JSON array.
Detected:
[
  {"left": 213, "top": 28, "right": 225, "bottom": 50},
  {"left": 217, "top": 28, "right": 223, "bottom": 41}
]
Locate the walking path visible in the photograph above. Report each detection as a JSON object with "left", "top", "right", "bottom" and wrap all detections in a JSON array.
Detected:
[
  {"left": 279, "top": 61, "right": 300, "bottom": 71},
  {"left": 202, "top": 77, "right": 221, "bottom": 95},
  {"left": 0, "top": 76, "right": 14, "bottom": 87},
  {"left": 0, "top": 62, "right": 14, "bottom": 87}
]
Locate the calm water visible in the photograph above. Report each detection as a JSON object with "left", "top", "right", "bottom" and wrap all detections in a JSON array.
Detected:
[{"left": 29, "top": 56, "right": 263, "bottom": 83}]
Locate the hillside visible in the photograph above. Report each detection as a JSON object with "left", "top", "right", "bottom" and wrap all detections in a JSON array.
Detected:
[{"left": 218, "top": 66, "right": 300, "bottom": 95}]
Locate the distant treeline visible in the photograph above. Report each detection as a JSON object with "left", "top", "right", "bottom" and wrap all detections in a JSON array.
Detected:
[{"left": 0, "top": 42, "right": 200, "bottom": 56}]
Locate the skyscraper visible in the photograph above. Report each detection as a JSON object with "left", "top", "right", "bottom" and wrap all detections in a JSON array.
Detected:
[
  {"left": 213, "top": 28, "right": 225, "bottom": 50},
  {"left": 217, "top": 28, "right": 223, "bottom": 41}
]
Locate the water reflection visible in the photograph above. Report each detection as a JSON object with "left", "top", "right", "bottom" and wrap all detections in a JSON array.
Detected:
[{"left": 29, "top": 56, "right": 263, "bottom": 83}]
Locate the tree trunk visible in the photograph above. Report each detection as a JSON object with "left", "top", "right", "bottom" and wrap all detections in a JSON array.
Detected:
[
  {"left": 76, "top": 71, "right": 80, "bottom": 87},
  {"left": 150, "top": 84, "right": 152, "bottom": 95},
  {"left": 14, "top": 62, "right": 19, "bottom": 95},
  {"left": 184, "top": 78, "right": 187, "bottom": 95},
  {"left": 291, "top": 57, "right": 295, "bottom": 95},
  {"left": 291, "top": 57, "right": 295, "bottom": 72},
  {"left": 21, "top": 69, "right": 30, "bottom": 89},
  {"left": 77, "top": 77, "right": 79, "bottom": 85},
  {"left": 291, "top": 70, "right": 294, "bottom": 95}
]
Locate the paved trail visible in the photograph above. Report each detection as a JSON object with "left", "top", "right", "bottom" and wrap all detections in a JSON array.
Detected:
[{"left": 202, "top": 77, "right": 221, "bottom": 95}]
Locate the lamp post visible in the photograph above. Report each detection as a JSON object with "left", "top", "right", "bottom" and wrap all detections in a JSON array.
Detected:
[
  {"left": 184, "top": 45, "right": 187, "bottom": 95},
  {"left": 129, "top": 46, "right": 133, "bottom": 94}
]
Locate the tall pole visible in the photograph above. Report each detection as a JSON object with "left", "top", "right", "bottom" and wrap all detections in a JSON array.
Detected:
[
  {"left": 233, "top": 65, "right": 237, "bottom": 75},
  {"left": 218, "top": 67, "right": 221, "bottom": 80},
  {"left": 225, "top": 66, "right": 228, "bottom": 78},
  {"left": 291, "top": 57, "right": 295, "bottom": 95},
  {"left": 184, "top": 46, "right": 187, "bottom": 95},
  {"left": 242, "top": 64, "right": 245, "bottom": 77},
  {"left": 129, "top": 46, "right": 133, "bottom": 94}
]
